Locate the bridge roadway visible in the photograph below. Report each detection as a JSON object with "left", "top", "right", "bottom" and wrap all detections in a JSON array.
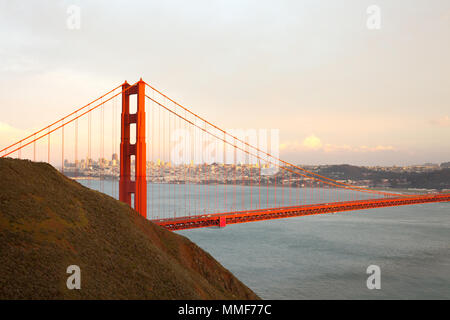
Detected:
[{"left": 152, "top": 193, "right": 450, "bottom": 231}]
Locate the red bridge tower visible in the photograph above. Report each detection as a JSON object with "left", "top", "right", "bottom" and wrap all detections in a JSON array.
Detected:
[{"left": 119, "top": 79, "right": 147, "bottom": 218}]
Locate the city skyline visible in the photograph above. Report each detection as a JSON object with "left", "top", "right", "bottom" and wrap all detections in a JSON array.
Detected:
[{"left": 61, "top": 152, "right": 450, "bottom": 192}]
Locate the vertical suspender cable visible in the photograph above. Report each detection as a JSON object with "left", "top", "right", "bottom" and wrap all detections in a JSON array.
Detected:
[
  {"left": 61, "top": 119, "right": 64, "bottom": 173},
  {"left": 48, "top": 127, "right": 50, "bottom": 164},
  {"left": 224, "top": 132, "right": 227, "bottom": 211},
  {"left": 75, "top": 114, "right": 78, "bottom": 177},
  {"left": 112, "top": 99, "right": 115, "bottom": 199}
]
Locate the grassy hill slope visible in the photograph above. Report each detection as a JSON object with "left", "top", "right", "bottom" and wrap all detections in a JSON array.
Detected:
[{"left": 0, "top": 158, "right": 259, "bottom": 300}]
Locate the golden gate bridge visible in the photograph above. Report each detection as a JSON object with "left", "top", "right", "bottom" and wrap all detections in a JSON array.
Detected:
[{"left": 1, "top": 79, "right": 449, "bottom": 230}]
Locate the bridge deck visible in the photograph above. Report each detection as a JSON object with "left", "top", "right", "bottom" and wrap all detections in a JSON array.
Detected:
[{"left": 152, "top": 193, "right": 450, "bottom": 231}]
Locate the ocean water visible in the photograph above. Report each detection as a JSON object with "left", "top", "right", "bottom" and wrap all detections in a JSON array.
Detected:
[{"left": 78, "top": 180, "right": 450, "bottom": 299}]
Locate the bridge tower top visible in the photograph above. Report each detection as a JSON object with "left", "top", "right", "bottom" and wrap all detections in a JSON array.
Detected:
[{"left": 119, "top": 79, "right": 147, "bottom": 218}]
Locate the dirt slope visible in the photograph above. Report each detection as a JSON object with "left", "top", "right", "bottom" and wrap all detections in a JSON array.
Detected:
[{"left": 0, "top": 158, "right": 259, "bottom": 300}]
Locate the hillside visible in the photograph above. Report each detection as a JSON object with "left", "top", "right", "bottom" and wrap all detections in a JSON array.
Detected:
[
  {"left": 0, "top": 158, "right": 259, "bottom": 300},
  {"left": 315, "top": 164, "right": 450, "bottom": 190},
  {"left": 316, "top": 164, "right": 373, "bottom": 180}
]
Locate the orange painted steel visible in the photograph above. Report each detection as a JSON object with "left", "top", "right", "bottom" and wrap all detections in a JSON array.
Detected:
[
  {"left": 0, "top": 84, "right": 122, "bottom": 156},
  {"left": 152, "top": 193, "right": 450, "bottom": 231},
  {"left": 1, "top": 83, "right": 138, "bottom": 159},
  {"left": 144, "top": 81, "right": 399, "bottom": 197},
  {"left": 2, "top": 79, "right": 448, "bottom": 230},
  {"left": 119, "top": 79, "right": 147, "bottom": 218},
  {"left": 144, "top": 93, "right": 395, "bottom": 197}
]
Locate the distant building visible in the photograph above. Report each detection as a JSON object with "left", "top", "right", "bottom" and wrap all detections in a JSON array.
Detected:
[{"left": 440, "top": 162, "right": 450, "bottom": 168}]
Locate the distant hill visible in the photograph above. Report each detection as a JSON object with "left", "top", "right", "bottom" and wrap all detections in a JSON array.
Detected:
[
  {"left": 406, "top": 169, "right": 450, "bottom": 190},
  {"left": 0, "top": 158, "right": 259, "bottom": 300},
  {"left": 316, "top": 164, "right": 373, "bottom": 180},
  {"left": 316, "top": 164, "right": 450, "bottom": 190},
  {"left": 441, "top": 162, "right": 450, "bottom": 168}
]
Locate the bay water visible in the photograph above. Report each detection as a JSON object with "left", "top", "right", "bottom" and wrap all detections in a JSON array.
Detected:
[{"left": 78, "top": 179, "right": 450, "bottom": 299}]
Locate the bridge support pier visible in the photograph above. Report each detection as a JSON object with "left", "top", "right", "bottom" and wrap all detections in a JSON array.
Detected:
[
  {"left": 119, "top": 79, "right": 147, "bottom": 218},
  {"left": 219, "top": 216, "right": 226, "bottom": 228}
]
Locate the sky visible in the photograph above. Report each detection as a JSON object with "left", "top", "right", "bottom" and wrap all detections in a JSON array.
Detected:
[{"left": 0, "top": 0, "right": 449, "bottom": 166}]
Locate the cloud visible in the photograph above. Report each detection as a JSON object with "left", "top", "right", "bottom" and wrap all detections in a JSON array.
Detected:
[
  {"left": 322, "top": 144, "right": 394, "bottom": 153},
  {"left": 322, "top": 144, "right": 352, "bottom": 153},
  {"left": 280, "top": 134, "right": 396, "bottom": 154},
  {"left": 430, "top": 115, "right": 450, "bottom": 127},
  {"left": 302, "top": 134, "right": 322, "bottom": 150},
  {"left": 0, "top": 121, "right": 23, "bottom": 135},
  {"left": 280, "top": 134, "right": 323, "bottom": 151},
  {"left": 0, "top": 122, "right": 25, "bottom": 147},
  {"left": 355, "top": 145, "right": 395, "bottom": 152}
]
